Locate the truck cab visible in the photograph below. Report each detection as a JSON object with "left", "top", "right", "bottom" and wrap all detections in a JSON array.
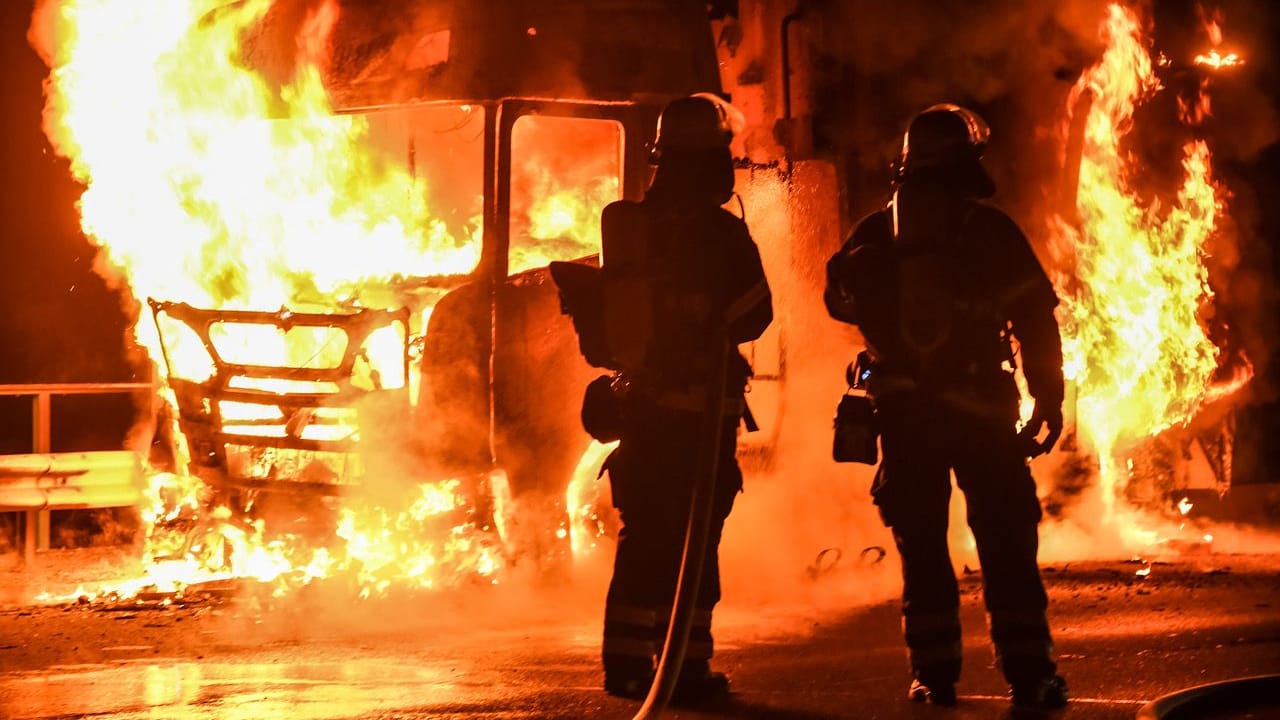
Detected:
[{"left": 158, "top": 1, "right": 735, "bottom": 567}]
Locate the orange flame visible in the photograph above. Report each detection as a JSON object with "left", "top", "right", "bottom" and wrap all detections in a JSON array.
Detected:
[
  {"left": 1193, "top": 10, "right": 1244, "bottom": 70},
  {"left": 30, "top": 0, "right": 616, "bottom": 600},
  {"left": 1193, "top": 50, "right": 1242, "bottom": 70},
  {"left": 1186, "top": 11, "right": 1244, "bottom": 124},
  {"left": 1051, "top": 4, "right": 1245, "bottom": 534},
  {"left": 32, "top": 0, "right": 481, "bottom": 345}
]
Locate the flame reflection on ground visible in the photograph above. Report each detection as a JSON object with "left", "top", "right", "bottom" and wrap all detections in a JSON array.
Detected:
[{"left": 0, "top": 662, "right": 465, "bottom": 719}]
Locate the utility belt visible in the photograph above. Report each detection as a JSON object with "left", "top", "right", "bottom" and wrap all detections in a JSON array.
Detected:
[
  {"left": 834, "top": 352, "right": 1021, "bottom": 465},
  {"left": 581, "top": 373, "right": 757, "bottom": 444},
  {"left": 867, "top": 362, "right": 1021, "bottom": 423},
  {"left": 643, "top": 351, "right": 756, "bottom": 425}
]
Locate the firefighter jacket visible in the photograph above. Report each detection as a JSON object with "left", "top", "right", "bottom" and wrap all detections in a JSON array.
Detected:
[
  {"left": 825, "top": 192, "right": 1063, "bottom": 417},
  {"left": 600, "top": 194, "right": 772, "bottom": 398}
]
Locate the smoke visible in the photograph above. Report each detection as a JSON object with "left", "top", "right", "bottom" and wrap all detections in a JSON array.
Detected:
[
  {"left": 713, "top": 167, "right": 904, "bottom": 616},
  {"left": 798, "top": 0, "right": 1113, "bottom": 226},
  {"left": 1196, "top": 0, "right": 1280, "bottom": 405}
]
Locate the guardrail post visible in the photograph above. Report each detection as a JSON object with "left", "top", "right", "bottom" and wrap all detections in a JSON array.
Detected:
[
  {"left": 31, "top": 392, "right": 53, "bottom": 554},
  {"left": 22, "top": 511, "right": 36, "bottom": 566},
  {"left": 32, "top": 392, "right": 51, "bottom": 454}
]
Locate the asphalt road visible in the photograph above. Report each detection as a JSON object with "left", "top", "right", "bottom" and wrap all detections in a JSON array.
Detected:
[{"left": 0, "top": 550, "right": 1277, "bottom": 720}]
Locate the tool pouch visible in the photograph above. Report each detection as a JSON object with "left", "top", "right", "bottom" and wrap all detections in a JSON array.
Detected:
[{"left": 833, "top": 392, "right": 878, "bottom": 464}]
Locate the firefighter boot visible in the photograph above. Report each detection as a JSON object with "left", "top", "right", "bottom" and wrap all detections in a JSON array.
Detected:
[
  {"left": 1011, "top": 674, "right": 1068, "bottom": 709},
  {"left": 671, "top": 660, "right": 731, "bottom": 706},
  {"left": 603, "top": 657, "right": 654, "bottom": 700},
  {"left": 908, "top": 678, "right": 957, "bottom": 706}
]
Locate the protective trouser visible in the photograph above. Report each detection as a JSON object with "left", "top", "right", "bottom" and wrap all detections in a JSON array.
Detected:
[
  {"left": 872, "top": 393, "right": 1056, "bottom": 688},
  {"left": 602, "top": 401, "right": 741, "bottom": 683}
]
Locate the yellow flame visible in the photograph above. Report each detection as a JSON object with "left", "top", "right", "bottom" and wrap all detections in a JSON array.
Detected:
[
  {"left": 566, "top": 441, "right": 618, "bottom": 557},
  {"left": 1193, "top": 50, "right": 1242, "bottom": 70},
  {"left": 333, "top": 480, "right": 503, "bottom": 597},
  {"left": 47, "top": 476, "right": 504, "bottom": 603},
  {"left": 1052, "top": 5, "right": 1239, "bottom": 529},
  {"left": 32, "top": 0, "right": 636, "bottom": 601},
  {"left": 1193, "top": 12, "right": 1243, "bottom": 71},
  {"left": 508, "top": 116, "right": 622, "bottom": 273},
  {"left": 1186, "top": 13, "right": 1243, "bottom": 125},
  {"left": 33, "top": 0, "right": 481, "bottom": 360}
]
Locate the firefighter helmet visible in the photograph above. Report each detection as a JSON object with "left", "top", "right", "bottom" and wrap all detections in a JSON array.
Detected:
[
  {"left": 895, "top": 104, "right": 994, "bottom": 195},
  {"left": 650, "top": 93, "right": 742, "bottom": 162}
]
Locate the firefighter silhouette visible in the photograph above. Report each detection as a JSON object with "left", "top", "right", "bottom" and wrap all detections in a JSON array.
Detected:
[
  {"left": 555, "top": 94, "right": 772, "bottom": 703},
  {"left": 825, "top": 104, "right": 1069, "bottom": 709}
]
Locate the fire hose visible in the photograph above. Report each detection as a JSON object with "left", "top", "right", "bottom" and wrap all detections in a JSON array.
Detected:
[{"left": 632, "top": 336, "right": 733, "bottom": 720}]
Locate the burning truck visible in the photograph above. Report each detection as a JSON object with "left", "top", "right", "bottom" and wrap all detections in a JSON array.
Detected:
[
  {"left": 27, "top": 0, "right": 749, "bottom": 595},
  {"left": 20, "top": 0, "right": 1274, "bottom": 600}
]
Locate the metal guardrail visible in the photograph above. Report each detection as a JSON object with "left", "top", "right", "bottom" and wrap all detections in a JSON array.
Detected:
[{"left": 0, "top": 383, "right": 153, "bottom": 565}]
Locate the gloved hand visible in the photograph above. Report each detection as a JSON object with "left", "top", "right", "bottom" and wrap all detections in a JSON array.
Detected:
[{"left": 1019, "top": 401, "right": 1063, "bottom": 458}]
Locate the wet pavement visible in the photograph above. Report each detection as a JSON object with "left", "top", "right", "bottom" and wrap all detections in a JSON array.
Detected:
[{"left": 0, "top": 550, "right": 1278, "bottom": 719}]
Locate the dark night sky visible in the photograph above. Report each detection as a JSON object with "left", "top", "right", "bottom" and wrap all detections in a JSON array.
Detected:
[
  {"left": 1, "top": 0, "right": 138, "bottom": 454},
  {"left": 1, "top": 0, "right": 135, "bottom": 385}
]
